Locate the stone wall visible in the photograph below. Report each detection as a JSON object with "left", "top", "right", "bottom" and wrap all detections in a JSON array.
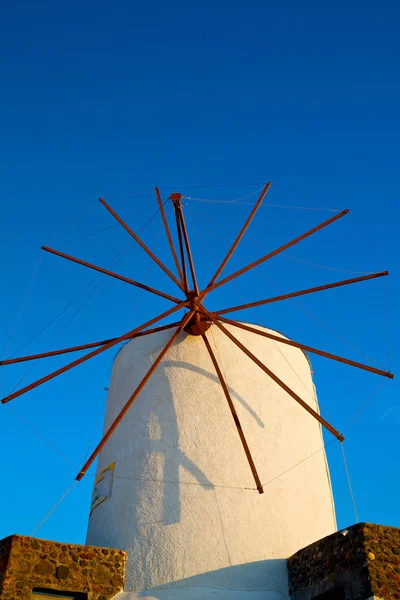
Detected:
[
  {"left": 288, "top": 522, "right": 400, "bottom": 600},
  {"left": 0, "top": 535, "right": 126, "bottom": 600}
]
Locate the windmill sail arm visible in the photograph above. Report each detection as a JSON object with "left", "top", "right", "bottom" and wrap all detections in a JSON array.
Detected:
[
  {"left": 76, "top": 310, "right": 195, "bottom": 480},
  {"left": 196, "top": 302, "right": 344, "bottom": 442},
  {"left": 0, "top": 322, "right": 182, "bottom": 366},
  {"left": 155, "top": 187, "right": 184, "bottom": 285},
  {"left": 215, "top": 271, "right": 389, "bottom": 316},
  {"left": 42, "top": 246, "right": 182, "bottom": 303},
  {"left": 201, "top": 330, "right": 264, "bottom": 493},
  {"left": 203, "top": 182, "right": 271, "bottom": 294},
  {"left": 1, "top": 301, "right": 189, "bottom": 405},
  {"left": 201, "top": 208, "right": 350, "bottom": 296},
  {"left": 100, "top": 197, "right": 184, "bottom": 291},
  {"left": 218, "top": 317, "right": 394, "bottom": 379},
  {"left": 175, "top": 201, "right": 199, "bottom": 295}
]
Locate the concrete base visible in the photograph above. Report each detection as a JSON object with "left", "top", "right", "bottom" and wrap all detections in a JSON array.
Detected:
[
  {"left": 119, "top": 587, "right": 287, "bottom": 599},
  {"left": 116, "top": 558, "right": 289, "bottom": 599}
]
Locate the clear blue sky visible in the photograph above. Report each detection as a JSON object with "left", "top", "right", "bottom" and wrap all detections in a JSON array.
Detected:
[{"left": 1, "top": 1, "right": 399, "bottom": 544}]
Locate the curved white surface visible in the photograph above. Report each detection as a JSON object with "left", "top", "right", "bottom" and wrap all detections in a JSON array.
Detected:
[{"left": 86, "top": 322, "right": 336, "bottom": 597}]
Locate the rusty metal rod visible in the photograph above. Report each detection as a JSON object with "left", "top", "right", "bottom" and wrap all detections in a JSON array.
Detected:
[
  {"left": 200, "top": 209, "right": 350, "bottom": 296},
  {"left": 1, "top": 301, "right": 189, "bottom": 405},
  {"left": 42, "top": 246, "right": 182, "bottom": 304},
  {"left": 176, "top": 204, "right": 199, "bottom": 296},
  {"left": 204, "top": 182, "right": 271, "bottom": 294},
  {"left": 215, "top": 271, "right": 389, "bottom": 315},
  {"left": 100, "top": 198, "right": 184, "bottom": 291},
  {"left": 201, "top": 331, "right": 264, "bottom": 493},
  {"left": 0, "top": 322, "right": 182, "bottom": 366},
  {"left": 219, "top": 317, "right": 394, "bottom": 379},
  {"left": 196, "top": 302, "right": 344, "bottom": 442},
  {"left": 76, "top": 310, "right": 194, "bottom": 480},
  {"left": 155, "top": 187, "right": 184, "bottom": 284}
]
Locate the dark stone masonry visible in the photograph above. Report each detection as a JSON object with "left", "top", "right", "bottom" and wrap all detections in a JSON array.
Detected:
[
  {"left": 0, "top": 535, "right": 125, "bottom": 600},
  {"left": 288, "top": 523, "right": 400, "bottom": 600},
  {"left": 0, "top": 523, "right": 398, "bottom": 600}
]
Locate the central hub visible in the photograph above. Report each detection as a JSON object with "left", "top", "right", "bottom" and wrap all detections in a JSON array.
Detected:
[{"left": 184, "top": 293, "right": 212, "bottom": 336}]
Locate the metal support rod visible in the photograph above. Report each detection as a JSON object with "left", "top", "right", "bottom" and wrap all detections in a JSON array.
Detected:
[
  {"left": 201, "top": 331, "right": 264, "bottom": 493},
  {"left": 216, "top": 271, "right": 389, "bottom": 316},
  {"left": 155, "top": 187, "right": 184, "bottom": 284},
  {"left": 175, "top": 204, "right": 199, "bottom": 296},
  {"left": 204, "top": 182, "right": 271, "bottom": 293},
  {"left": 174, "top": 205, "right": 189, "bottom": 294},
  {"left": 200, "top": 209, "right": 350, "bottom": 297},
  {"left": 100, "top": 198, "right": 184, "bottom": 291},
  {"left": 0, "top": 322, "right": 182, "bottom": 366},
  {"left": 196, "top": 302, "right": 344, "bottom": 442},
  {"left": 76, "top": 310, "right": 194, "bottom": 480},
  {"left": 219, "top": 317, "right": 394, "bottom": 379},
  {"left": 42, "top": 246, "right": 182, "bottom": 304},
  {"left": 1, "top": 301, "right": 189, "bottom": 404}
]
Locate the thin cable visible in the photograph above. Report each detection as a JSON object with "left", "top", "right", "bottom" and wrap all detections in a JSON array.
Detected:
[
  {"left": 129, "top": 202, "right": 166, "bottom": 321},
  {"left": 3, "top": 253, "right": 44, "bottom": 357},
  {"left": 102, "top": 181, "right": 339, "bottom": 211},
  {"left": 349, "top": 218, "right": 391, "bottom": 371},
  {"left": 102, "top": 193, "right": 156, "bottom": 201},
  {"left": 82, "top": 400, "right": 106, "bottom": 464},
  {"left": 261, "top": 438, "right": 337, "bottom": 488},
  {"left": 288, "top": 257, "right": 372, "bottom": 275},
  {"left": 65, "top": 203, "right": 158, "bottom": 244},
  {"left": 31, "top": 480, "right": 78, "bottom": 536},
  {"left": 7, "top": 206, "right": 162, "bottom": 395},
  {"left": 7, "top": 241, "right": 133, "bottom": 392},
  {"left": 187, "top": 198, "right": 337, "bottom": 211},
  {"left": 6, "top": 206, "right": 159, "bottom": 361},
  {"left": 8, "top": 405, "right": 78, "bottom": 470},
  {"left": 270, "top": 182, "right": 344, "bottom": 211},
  {"left": 84, "top": 471, "right": 255, "bottom": 491},
  {"left": 6, "top": 277, "right": 98, "bottom": 360},
  {"left": 80, "top": 204, "right": 166, "bottom": 465},
  {"left": 188, "top": 209, "right": 334, "bottom": 425},
  {"left": 341, "top": 442, "right": 359, "bottom": 523},
  {"left": 189, "top": 204, "right": 366, "bottom": 274},
  {"left": 58, "top": 202, "right": 97, "bottom": 244},
  {"left": 342, "top": 380, "right": 386, "bottom": 433},
  {"left": 384, "top": 279, "right": 391, "bottom": 371},
  {"left": 184, "top": 187, "right": 263, "bottom": 204},
  {"left": 267, "top": 335, "right": 334, "bottom": 423},
  {"left": 189, "top": 204, "right": 386, "bottom": 368}
]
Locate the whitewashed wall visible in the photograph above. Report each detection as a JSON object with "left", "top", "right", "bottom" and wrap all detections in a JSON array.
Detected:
[{"left": 86, "top": 322, "right": 336, "bottom": 599}]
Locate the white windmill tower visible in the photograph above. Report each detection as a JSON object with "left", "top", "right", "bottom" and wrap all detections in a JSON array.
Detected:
[{"left": 2, "top": 185, "right": 393, "bottom": 599}]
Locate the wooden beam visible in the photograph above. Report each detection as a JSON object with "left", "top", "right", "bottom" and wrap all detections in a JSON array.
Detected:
[
  {"left": 174, "top": 204, "right": 189, "bottom": 294},
  {"left": 201, "top": 331, "right": 263, "bottom": 493},
  {"left": 42, "top": 246, "right": 182, "bottom": 304},
  {"left": 204, "top": 182, "right": 271, "bottom": 293},
  {"left": 176, "top": 204, "right": 199, "bottom": 296},
  {"left": 100, "top": 197, "right": 184, "bottom": 291},
  {"left": 0, "top": 322, "right": 181, "bottom": 366},
  {"left": 219, "top": 317, "right": 394, "bottom": 379},
  {"left": 196, "top": 302, "right": 344, "bottom": 442},
  {"left": 216, "top": 271, "right": 389, "bottom": 316},
  {"left": 155, "top": 187, "right": 184, "bottom": 284},
  {"left": 200, "top": 209, "right": 349, "bottom": 296},
  {"left": 1, "top": 301, "right": 189, "bottom": 404},
  {"left": 76, "top": 310, "right": 194, "bottom": 480}
]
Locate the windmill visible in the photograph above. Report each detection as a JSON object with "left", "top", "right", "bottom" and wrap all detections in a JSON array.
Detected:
[
  {"left": 2, "top": 183, "right": 395, "bottom": 596},
  {"left": 1, "top": 183, "right": 393, "bottom": 495}
]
